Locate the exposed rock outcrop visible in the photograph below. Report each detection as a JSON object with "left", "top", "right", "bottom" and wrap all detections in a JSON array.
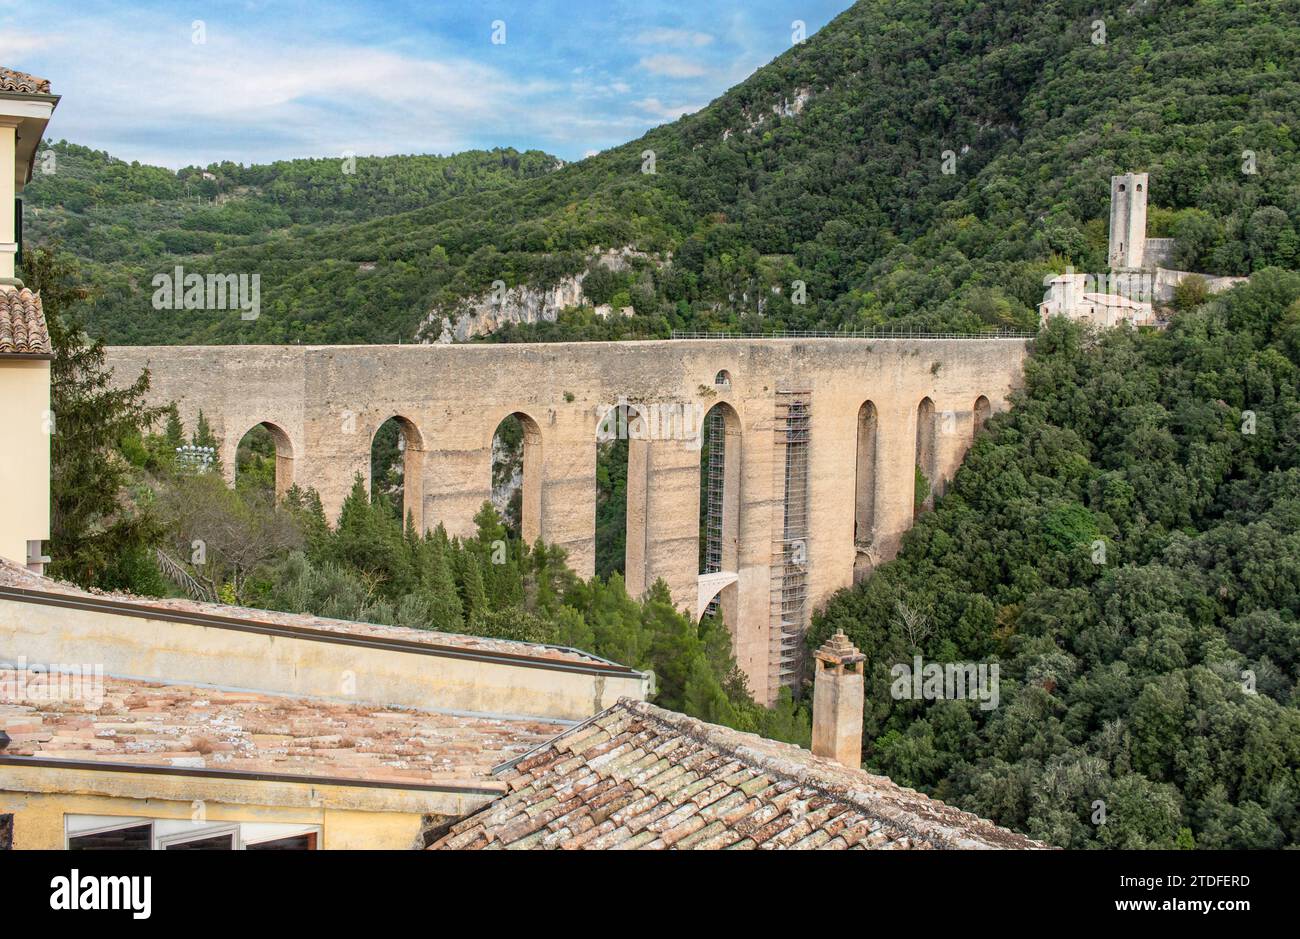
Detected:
[{"left": 414, "top": 246, "right": 661, "bottom": 343}]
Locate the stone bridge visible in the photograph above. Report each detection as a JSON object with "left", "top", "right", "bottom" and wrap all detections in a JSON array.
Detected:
[{"left": 105, "top": 337, "right": 1029, "bottom": 704}]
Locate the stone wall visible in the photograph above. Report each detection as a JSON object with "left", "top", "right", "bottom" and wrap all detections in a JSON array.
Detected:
[{"left": 105, "top": 337, "right": 1028, "bottom": 703}]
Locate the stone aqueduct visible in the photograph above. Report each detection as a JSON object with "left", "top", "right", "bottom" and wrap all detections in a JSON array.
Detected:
[{"left": 105, "top": 337, "right": 1029, "bottom": 704}]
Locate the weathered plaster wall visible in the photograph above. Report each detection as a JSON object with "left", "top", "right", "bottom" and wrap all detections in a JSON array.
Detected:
[
  {"left": 0, "top": 763, "right": 491, "bottom": 849},
  {"left": 0, "top": 594, "right": 649, "bottom": 722},
  {"left": 105, "top": 337, "right": 1028, "bottom": 703}
]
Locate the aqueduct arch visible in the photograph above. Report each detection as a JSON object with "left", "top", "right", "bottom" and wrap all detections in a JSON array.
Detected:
[
  {"left": 853, "top": 400, "right": 878, "bottom": 582},
  {"left": 107, "top": 336, "right": 1028, "bottom": 704},
  {"left": 914, "top": 397, "right": 937, "bottom": 516},
  {"left": 230, "top": 420, "right": 295, "bottom": 499},
  {"left": 369, "top": 414, "right": 426, "bottom": 531},
  {"left": 490, "top": 410, "right": 544, "bottom": 545},
  {"left": 698, "top": 399, "right": 742, "bottom": 626}
]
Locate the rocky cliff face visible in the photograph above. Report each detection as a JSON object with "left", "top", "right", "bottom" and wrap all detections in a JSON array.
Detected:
[
  {"left": 414, "top": 246, "right": 660, "bottom": 343},
  {"left": 422, "top": 276, "right": 586, "bottom": 343}
]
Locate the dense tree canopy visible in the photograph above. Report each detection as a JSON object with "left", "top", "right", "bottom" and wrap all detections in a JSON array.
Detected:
[{"left": 811, "top": 272, "right": 1300, "bottom": 849}]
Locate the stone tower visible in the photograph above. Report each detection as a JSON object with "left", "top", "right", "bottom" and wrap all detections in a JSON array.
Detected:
[
  {"left": 811, "top": 630, "right": 865, "bottom": 768},
  {"left": 1108, "top": 172, "right": 1148, "bottom": 270}
]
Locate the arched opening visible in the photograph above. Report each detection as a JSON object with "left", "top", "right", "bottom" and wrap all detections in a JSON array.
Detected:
[
  {"left": 699, "top": 401, "right": 741, "bottom": 626},
  {"left": 714, "top": 369, "right": 732, "bottom": 388},
  {"left": 491, "top": 412, "right": 543, "bottom": 544},
  {"left": 234, "top": 422, "right": 293, "bottom": 499},
  {"left": 595, "top": 403, "right": 630, "bottom": 578},
  {"left": 914, "top": 397, "right": 936, "bottom": 519},
  {"left": 853, "top": 401, "right": 878, "bottom": 583},
  {"left": 973, "top": 395, "right": 992, "bottom": 437},
  {"left": 370, "top": 415, "right": 426, "bottom": 531}
]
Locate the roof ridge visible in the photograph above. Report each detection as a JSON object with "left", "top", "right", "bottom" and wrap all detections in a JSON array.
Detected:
[
  {"left": 437, "top": 697, "right": 1047, "bottom": 849},
  {"left": 613, "top": 698, "right": 1046, "bottom": 848}
]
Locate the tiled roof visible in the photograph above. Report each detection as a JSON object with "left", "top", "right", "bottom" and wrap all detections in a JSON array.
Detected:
[
  {"left": 0, "top": 558, "right": 622, "bottom": 670},
  {"left": 0, "top": 288, "right": 53, "bottom": 356},
  {"left": 429, "top": 699, "right": 1048, "bottom": 850},
  {"left": 1079, "top": 292, "right": 1150, "bottom": 309},
  {"left": 0, "top": 671, "right": 567, "bottom": 789},
  {"left": 0, "top": 67, "right": 51, "bottom": 95}
]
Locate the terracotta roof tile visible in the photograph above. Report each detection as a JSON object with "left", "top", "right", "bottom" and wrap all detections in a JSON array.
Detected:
[
  {"left": 0, "top": 288, "right": 53, "bottom": 356},
  {"left": 430, "top": 699, "right": 1050, "bottom": 850},
  {"left": 0, "top": 671, "right": 566, "bottom": 789},
  {"left": 0, "top": 67, "right": 51, "bottom": 95}
]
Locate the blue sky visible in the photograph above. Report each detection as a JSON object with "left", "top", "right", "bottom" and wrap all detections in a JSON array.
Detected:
[{"left": 0, "top": 0, "right": 850, "bottom": 169}]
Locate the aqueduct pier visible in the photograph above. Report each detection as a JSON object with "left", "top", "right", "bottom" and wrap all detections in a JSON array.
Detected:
[{"left": 105, "top": 337, "right": 1029, "bottom": 704}]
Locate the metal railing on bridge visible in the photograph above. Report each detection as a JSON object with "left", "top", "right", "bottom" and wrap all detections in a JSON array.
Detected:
[{"left": 668, "top": 327, "right": 1037, "bottom": 340}]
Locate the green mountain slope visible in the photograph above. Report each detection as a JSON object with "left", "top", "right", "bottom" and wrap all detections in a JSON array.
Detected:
[
  {"left": 22, "top": 143, "right": 564, "bottom": 340},
  {"left": 24, "top": 0, "right": 1300, "bottom": 345}
]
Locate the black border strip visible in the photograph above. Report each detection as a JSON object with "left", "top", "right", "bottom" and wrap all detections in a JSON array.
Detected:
[
  {"left": 0, "top": 584, "right": 642, "bottom": 680},
  {"left": 0, "top": 754, "right": 503, "bottom": 795}
]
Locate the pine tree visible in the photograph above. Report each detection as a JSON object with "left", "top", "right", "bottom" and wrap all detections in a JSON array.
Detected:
[
  {"left": 457, "top": 548, "right": 490, "bottom": 622},
  {"left": 22, "top": 247, "right": 166, "bottom": 591},
  {"left": 282, "top": 484, "right": 329, "bottom": 556},
  {"left": 683, "top": 656, "right": 736, "bottom": 726},
  {"left": 192, "top": 410, "right": 217, "bottom": 448},
  {"left": 163, "top": 404, "right": 184, "bottom": 448},
  {"left": 420, "top": 530, "right": 464, "bottom": 631}
]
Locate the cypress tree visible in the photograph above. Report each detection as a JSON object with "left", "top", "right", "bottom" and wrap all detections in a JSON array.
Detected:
[{"left": 23, "top": 247, "right": 166, "bottom": 591}]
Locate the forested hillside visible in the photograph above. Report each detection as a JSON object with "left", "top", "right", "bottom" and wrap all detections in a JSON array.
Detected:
[
  {"left": 22, "top": 143, "right": 562, "bottom": 339},
  {"left": 25, "top": 0, "right": 1299, "bottom": 345},
  {"left": 812, "top": 271, "right": 1300, "bottom": 849}
]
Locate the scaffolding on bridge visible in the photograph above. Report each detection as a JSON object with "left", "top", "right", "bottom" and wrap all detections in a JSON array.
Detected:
[
  {"left": 702, "top": 406, "right": 726, "bottom": 619},
  {"left": 770, "top": 391, "right": 811, "bottom": 693}
]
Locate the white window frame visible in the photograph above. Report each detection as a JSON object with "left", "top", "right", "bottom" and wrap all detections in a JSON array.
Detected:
[
  {"left": 64, "top": 818, "right": 154, "bottom": 849},
  {"left": 156, "top": 823, "right": 240, "bottom": 851},
  {"left": 64, "top": 815, "right": 320, "bottom": 850}
]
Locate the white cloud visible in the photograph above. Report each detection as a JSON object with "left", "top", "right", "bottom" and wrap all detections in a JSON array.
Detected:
[
  {"left": 7, "top": 13, "right": 584, "bottom": 166},
  {"left": 634, "top": 97, "right": 703, "bottom": 121},
  {"left": 634, "top": 28, "right": 714, "bottom": 48},
  {"left": 1, "top": 2, "right": 784, "bottom": 165},
  {"left": 638, "top": 54, "right": 708, "bottom": 79},
  {"left": 0, "top": 28, "right": 55, "bottom": 59},
  {"left": 570, "top": 77, "right": 633, "bottom": 100}
]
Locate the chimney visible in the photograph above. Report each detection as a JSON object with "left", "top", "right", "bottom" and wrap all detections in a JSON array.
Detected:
[{"left": 811, "top": 630, "right": 865, "bottom": 768}]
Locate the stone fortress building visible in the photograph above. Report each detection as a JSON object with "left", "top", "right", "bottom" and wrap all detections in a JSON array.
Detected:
[{"left": 1039, "top": 171, "right": 1247, "bottom": 327}]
